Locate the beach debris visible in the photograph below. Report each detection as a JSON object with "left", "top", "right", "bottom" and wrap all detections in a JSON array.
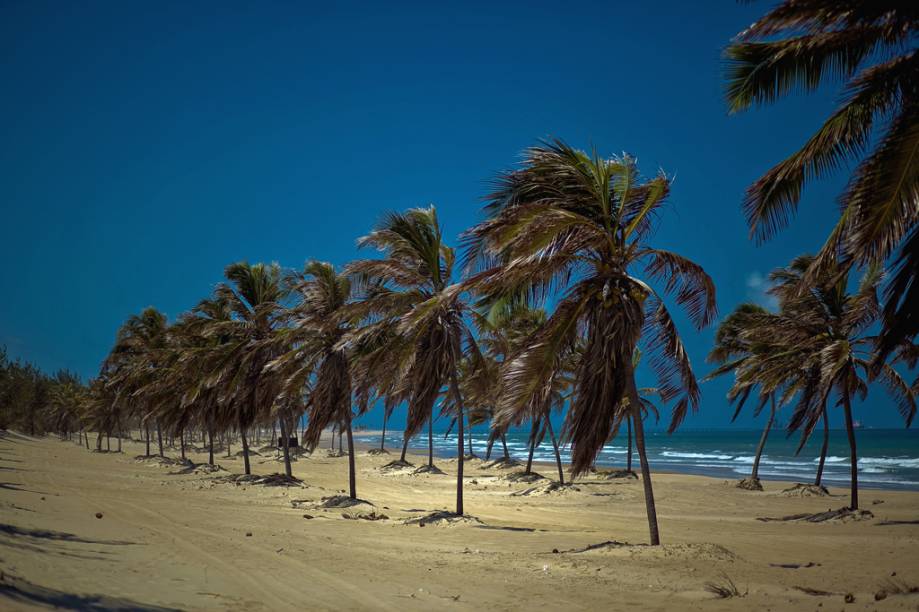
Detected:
[
  {"left": 502, "top": 471, "right": 546, "bottom": 484},
  {"left": 245, "top": 532, "right": 252, "bottom": 537},
  {"left": 875, "top": 519, "right": 919, "bottom": 526},
  {"left": 216, "top": 473, "right": 304, "bottom": 487},
  {"left": 134, "top": 455, "right": 193, "bottom": 468},
  {"left": 777, "top": 483, "right": 830, "bottom": 497},
  {"left": 552, "top": 548, "right": 559, "bottom": 554},
  {"left": 871, "top": 499, "right": 884, "bottom": 505},
  {"left": 403, "top": 511, "right": 483, "bottom": 527},
  {"left": 591, "top": 469, "right": 638, "bottom": 480},
  {"left": 880, "top": 577, "right": 919, "bottom": 595},
  {"left": 874, "top": 590, "right": 887, "bottom": 601},
  {"left": 844, "top": 593, "right": 855, "bottom": 603},
  {"left": 793, "top": 586, "right": 836, "bottom": 597},
  {"left": 704, "top": 573, "right": 746, "bottom": 599},
  {"left": 735, "top": 477, "right": 763, "bottom": 491},
  {"left": 757, "top": 508, "right": 874, "bottom": 523},
  {"left": 326, "top": 449, "right": 348, "bottom": 458},
  {"left": 318, "top": 495, "right": 373, "bottom": 509},
  {"left": 95, "top": 512, "right": 103, "bottom": 519},
  {"left": 769, "top": 562, "right": 817, "bottom": 569},
  {"left": 342, "top": 510, "right": 388, "bottom": 521},
  {"left": 511, "top": 481, "right": 580, "bottom": 497},
  {"left": 366, "top": 448, "right": 389, "bottom": 455},
  {"left": 302, "top": 514, "right": 314, "bottom": 519}
]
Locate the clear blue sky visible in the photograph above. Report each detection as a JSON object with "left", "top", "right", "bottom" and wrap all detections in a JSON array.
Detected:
[{"left": 1, "top": 1, "right": 906, "bottom": 429}]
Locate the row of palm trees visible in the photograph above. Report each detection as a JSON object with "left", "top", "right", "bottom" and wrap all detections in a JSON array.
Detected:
[{"left": 49, "top": 143, "right": 712, "bottom": 546}]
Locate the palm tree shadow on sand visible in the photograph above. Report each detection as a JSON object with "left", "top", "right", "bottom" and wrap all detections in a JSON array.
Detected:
[{"left": 0, "top": 573, "right": 180, "bottom": 612}]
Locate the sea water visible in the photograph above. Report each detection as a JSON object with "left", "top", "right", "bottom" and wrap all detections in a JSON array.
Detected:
[{"left": 355, "top": 428, "right": 919, "bottom": 491}]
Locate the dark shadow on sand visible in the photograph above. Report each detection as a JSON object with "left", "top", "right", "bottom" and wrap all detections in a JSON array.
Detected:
[{"left": 0, "top": 573, "right": 180, "bottom": 611}]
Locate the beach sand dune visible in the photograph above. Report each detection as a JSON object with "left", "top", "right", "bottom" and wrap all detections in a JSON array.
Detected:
[{"left": 1, "top": 430, "right": 918, "bottom": 611}]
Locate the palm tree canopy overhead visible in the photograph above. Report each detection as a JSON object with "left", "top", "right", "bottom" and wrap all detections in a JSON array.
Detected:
[
  {"left": 724, "top": 0, "right": 919, "bottom": 358},
  {"left": 464, "top": 140, "right": 717, "bottom": 475}
]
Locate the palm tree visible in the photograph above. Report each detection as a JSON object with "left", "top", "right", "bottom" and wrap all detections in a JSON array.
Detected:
[
  {"left": 270, "top": 261, "right": 361, "bottom": 496},
  {"left": 106, "top": 307, "right": 169, "bottom": 456},
  {"left": 772, "top": 256, "right": 916, "bottom": 509},
  {"left": 347, "top": 206, "right": 474, "bottom": 515},
  {"left": 209, "top": 262, "right": 290, "bottom": 475},
  {"left": 465, "top": 141, "right": 717, "bottom": 544},
  {"left": 706, "top": 303, "right": 788, "bottom": 490},
  {"left": 724, "top": 1, "right": 919, "bottom": 360}
]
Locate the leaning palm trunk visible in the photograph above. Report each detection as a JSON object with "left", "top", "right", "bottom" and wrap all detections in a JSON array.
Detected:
[
  {"left": 842, "top": 393, "right": 859, "bottom": 510},
  {"left": 379, "top": 412, "right": 388, "bottom": 451},
  {"left": 501, "top": 433, "right": 509, "bottom": 460},
  {"left": 428, "top": 417, "right": 434, "bottom": 467},
  {"left": 451, "top": 374, "right": 465, "bottom": 515},
  {"left": 467, "top": 423, "right": 474, "bottom": 457},
  {"left": 815, "top": 402, "right": 830, "bottom": 487},
  {"left": 545, "top": 413, "right": 564, "bottom": 485},
  {"left": 240, "top": 420, "right": 251, "bottom": 475},
  {"left": 345, "top": 412, "right": 357, "bottom": 499},
  {"left": 279, "top": 417, "right": 293, "bottom": 479},
  {"left": 627, "top": 366, "right": 660, "bottom": 546},
  {"left": 156, "top": 422, "right": 164, "bottom": 457},
  {"left": 750, "top": 395, "right": 776, "bottom": 481},
  {"left": 207, "top": 426, "right": 215, "bottom": 465},
  {"left": 626, "top": 415, "right": 633, "bottom": 472},
  {"left": 525, "top": 419, "right": 538, "bottom": 474}
]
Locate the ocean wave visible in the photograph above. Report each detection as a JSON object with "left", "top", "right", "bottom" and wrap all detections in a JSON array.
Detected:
[{"left": 660, "top": 451, "right": 734, "bottom": 460}]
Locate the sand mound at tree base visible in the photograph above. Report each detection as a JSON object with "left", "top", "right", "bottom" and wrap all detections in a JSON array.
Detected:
[
  {"left": 511, "top": 481, "right": 580, "bottom": 496},
  {"left": 502, "top": 471, "right": 546, "bottom": 484},
  {"left": 403, "top": 511, "right": 483, "bottom": 527},
  {"left": 318, "top": 495, "right": 373, "bottom": 509},
  {"left": 757, "top": 507, "right": 873, "bottom": 523},
  {"left": 413, "top": 464, "right": 446, "bottom": 475},
  {"left": 134, "top": 455, "right": 192, "bottom": 468},
  {"left": 482, "top": 457, "right": 521, "bottom": 469},
  {"left": 342, "top": 510, "right": 388, "bottom": 521},
  {"left": 736, "top": 477, "right": 764, "bottom": 491},
  {"left": 326, "top": 450, "right": 348, "bottom": 458},
  {"left": 366, "top": 448, "right": 389, "bottom": 455},
  {"left": 777, "top": 483, "right": 831, "bottom": 497},
  {"left": 591, "top": 469, "right": 638, "bottom": 480},
  {"left": 216, "top": 473, "right": 304, "bottom": 487},
  {"left": 379, "top": 459, "right": 415, "bottom": 473}
]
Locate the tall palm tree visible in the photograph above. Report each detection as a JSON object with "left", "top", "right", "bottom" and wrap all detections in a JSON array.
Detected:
[
  {"left": 209, "top": 262, "right": 290, "bottom": 475},
  {"left": 724, "top": 1, "right": 919, "bottom": 360},
  {"left": 772, "top": 255, "right": 916, "bottom": 509},
  {"left": 465, "top": 141, "right": 717, "bottom": 544},
  {"left": 706, "top": 303, "right": 788, "bottom": 490},
  {"left": 106, "top": 307, "right": 169, "bottom": 456},
  {"left": 347, "top": 206, "right": 474, "bottom": 515},
  {"left": 270, "top": 261, "right": 361, "bottom": 496}
]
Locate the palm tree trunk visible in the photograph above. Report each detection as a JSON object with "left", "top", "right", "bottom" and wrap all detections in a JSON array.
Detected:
[
  {"left": 485, "top": 431, "right": 496, "bottom": 461},
  {"left": 338, "top": 427, "right": 343, "bottom": 454},
  {"left": 179, "top": 429, "right": 186, "bottom": 461},
  {"left": 145, "top": 424, "right": 151, "bottom": 456},
  {"left": 626, "top": 415, "right": 633, "bottom": 472},
  {"left": 626, "top": 364, "right": 660, "bottom": 546},
  {"left": 345, "top": 410, "right": 357, "bottom": 499},
  {"left": 84, "top": 430, "right": 89, "bottom": 449},
  {"left": 842, "top": 392, "right": 859, "bottom": 510},
  {"left": 525, "top": 418, "right": 538, "bottom": 474},
  {"left": 467, "top": 421, "right": 474, "bottom": 457},
  {"left": 106, "top": 435, "right": 111, "bottom": 451},
  {"left": 208, "top": 426, "right": 215, "bottom": 465},
  {"left": 156, "top": 422, "right": 164, "bottom": 457},
  {"left": 96, "top": 432, "right": 103, "bottom": 451},
  {"left": 501, "top": 433, "right": 509, "bottom": 460},
  {"left": 380, "top": 411, "right": 388, "bottom": 451},
  {"left": 751, "top": 395, "right": 776, "bottom": 481},
  {"left": 545, "top": 413, "right": 564, "bottom": 485},
  {"left": 240, "top": 424, "right": 251, "bottom": 475},
  {"left": 450, "top": 374, "right": 464, "bottom": 516},
  {"left": 815, "top": 400, "right": 830, "bottom": 486},
  {"left": 428, "top": 415, "right": 434, "bottom": 467},
  {"left": 400, "top": 433, "right": 410, "bottom": 462},
  {"left": 280, "top": 417, "right": 292, "bottom": 479}
]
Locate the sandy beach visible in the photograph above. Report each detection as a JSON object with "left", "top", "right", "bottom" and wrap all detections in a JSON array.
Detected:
[{"left": 1, "top": 429, "right": 918, "bottom": 611}]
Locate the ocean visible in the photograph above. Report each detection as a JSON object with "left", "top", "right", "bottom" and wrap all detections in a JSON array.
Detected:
[{"left": 354, "top": 427, "right": 919, "bottom": 491}]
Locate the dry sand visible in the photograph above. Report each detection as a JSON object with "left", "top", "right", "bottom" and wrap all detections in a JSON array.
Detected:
[{"left": 1, "top": 429, "right": 918, "bottom": 611}]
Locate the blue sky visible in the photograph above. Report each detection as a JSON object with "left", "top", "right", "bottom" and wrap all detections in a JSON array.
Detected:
[{"left": 1, "top": 1, "right": 906, "bottom": 429}]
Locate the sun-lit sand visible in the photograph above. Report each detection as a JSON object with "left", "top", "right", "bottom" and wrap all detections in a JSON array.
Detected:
[{"left": 1, "top": 429, "right": 918, "bottom": 611}]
